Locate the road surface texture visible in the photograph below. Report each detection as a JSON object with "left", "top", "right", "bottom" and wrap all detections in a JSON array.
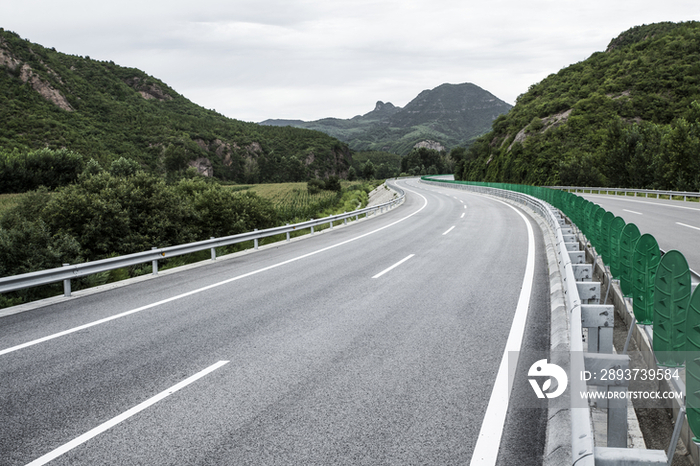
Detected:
[
  {"left": 1, "top": 179, "right": 550, "bottom": 465},
  {"left": 578, "top": 193, "right": 700, "bottom": 273}
]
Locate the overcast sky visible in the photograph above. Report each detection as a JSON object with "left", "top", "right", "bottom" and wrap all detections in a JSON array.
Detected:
[{"left": 3, "top": 1, "right": 699, "bottom": 122}]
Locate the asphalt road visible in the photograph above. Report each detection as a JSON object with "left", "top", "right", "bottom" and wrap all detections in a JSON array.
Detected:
[
  {"left": 1, "top": 179, "right": 550, "bottom": 465},
  {"left": 577, "top": 193, "right": 700, "bottom": 273}
]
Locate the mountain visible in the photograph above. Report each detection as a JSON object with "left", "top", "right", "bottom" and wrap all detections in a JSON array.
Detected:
[
  {"left": 455, "top": 21, "right": 700, "bottom": 191},
  {"left": 0, "top": 29, "right": 351, "bottom": 185},
  {"left": 260, "top": 83, "right": 512, "bottom": 155}
]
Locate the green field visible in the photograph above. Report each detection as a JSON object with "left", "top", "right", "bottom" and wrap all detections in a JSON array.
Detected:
[{"left": 234, "top": 180, "right": 377, "bottom": 222}]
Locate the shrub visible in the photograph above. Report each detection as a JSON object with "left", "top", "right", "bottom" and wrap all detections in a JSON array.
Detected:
[{"left": 307, "top": 178, "right": 325, "bottom": 194}]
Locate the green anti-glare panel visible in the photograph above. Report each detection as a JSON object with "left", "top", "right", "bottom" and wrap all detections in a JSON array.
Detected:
[
  {"left": 582, "top": 201, "right": 593, "bottom": 236},
  {"left": 653, "top": 250, "right": 691, "bottom": 367},
  {"left": 592, "top": 207, "right": 605, "bottom": 250},
  {"left": 584, "top": 201, "right": 594, "bottom": 237},
  {"left": 619, "top": 223, "right": 641, "bottom": 297},
  {"left": 573, "top": 196, "right": 585, "bottom": 227},
  {"left": 609, "top": 216, "right": 626, "bottom": 279},
  {"left": 685, "top": 286, "right": 700, "bottom": 442},
  {"left": 632, "top": 234, "right": 661, "bottom": 325},
  {"left": 600, "top": 211, "right": 615, "bottom": 265}
]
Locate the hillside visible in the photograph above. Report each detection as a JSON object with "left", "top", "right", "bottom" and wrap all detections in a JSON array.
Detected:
[
  {"left": 455, "top": 21, "right": 700, "bottom": 190},
  {"left": 0, "top": 29, "right": 351, "bottom": 187},
  {"left": 261, "top": 83, "right": 512, "bottom": 155}
]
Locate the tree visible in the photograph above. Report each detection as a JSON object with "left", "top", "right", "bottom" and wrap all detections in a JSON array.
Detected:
[
  {"left": 362, "top": 160, "right": 376, "bottom": 180},
  {"left": 325, "top": 175, "right": 341, "bottom": 192},
  {"left": 109, "top": 156, "right": 141, "bottom": 177}
]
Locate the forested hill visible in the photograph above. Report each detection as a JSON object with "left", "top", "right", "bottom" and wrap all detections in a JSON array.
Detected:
[
  {"left": 0, "top": 29, "right": 351, "bottom": 185},
  {"left": 454, "top": 21, "right": 700, "bottom": 191},
  {"left": 261, "top": 82, "right": 512, "bottom": 155}
]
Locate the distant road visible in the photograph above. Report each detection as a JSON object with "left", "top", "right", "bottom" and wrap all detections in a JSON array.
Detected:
[
  {"left": 1, "top": 178, "right": 549, "bottom": 465},
  {"left": 577, "top": 193, "right": 700, "bottom": 273}
]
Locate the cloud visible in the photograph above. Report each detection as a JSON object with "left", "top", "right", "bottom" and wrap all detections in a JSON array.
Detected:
[{"left": 2, "top": 0, "right": 699, "bottom": 122}]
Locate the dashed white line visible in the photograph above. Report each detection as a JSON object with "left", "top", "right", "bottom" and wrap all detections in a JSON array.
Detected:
[
  {"left": 623, "top": 209, "right": 643, "bottom": 215},
  {"left": 372, "top": 254, "right": 415, "bottom": 279},
  {"left": 677, "top": 222, "right": 700, "bottom": 231},
  {"left": 461, "top": 213, "right": 465, "bottom": 219},
  {"left": 442, "top": 226, "right": 456, "bottom": 236},
  {"left": 25, "top": 361, "right": 229, "bottom": 466},
  {"left": 1, "top": 185, "right": 430, "bottom": 357}
]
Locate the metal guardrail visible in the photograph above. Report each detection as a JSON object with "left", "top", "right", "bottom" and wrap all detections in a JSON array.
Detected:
[
  {"left": 420, "top": 178, "right": 596, "bottom": 465},
  {"left": 548, "top": 186, "right": 700, "bottom": 202},
  {"left": 0, "top": 182, "right": 405, "bottom": 297},
  {"left": 422, "top": 177, "right": 677, "bottom": 465}
]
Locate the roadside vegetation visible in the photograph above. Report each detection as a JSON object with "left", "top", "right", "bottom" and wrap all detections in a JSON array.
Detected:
[{"left": 0, "top": 162, "right": 384, "bottom": 308}]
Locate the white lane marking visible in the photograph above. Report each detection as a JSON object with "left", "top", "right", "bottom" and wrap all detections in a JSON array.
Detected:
[
  {"left": 461, "top": 213, "right": 465, "bottom": 219},
  {"left": 25, "top": 361, "right": 229, "bottom": 466},
  {"left": 470, "top": 199, "right": 536, "bottom": 466},
  {"left": 371, "top": 254, "right": 415, "bottom": 279},
  {"left": 464, "top": 205, "right": 467, "bottom": 209},
  {"left": 1, "top": 184, "right": 430, "bottom": 357},
  {"left": 442, "top": 226, "right": 456, "bottom": 236},
  {"left": 623, "top": 209, "right": 643, "bottom": 215},
  {"left": 460, "top": 200, "right": 464, "bottom": 204},
  {"left": 677, "top": 222, "right": 700, "bottom": 231},
  {"left": 584, "top": 194, "right": 700, "bottom": 212}
]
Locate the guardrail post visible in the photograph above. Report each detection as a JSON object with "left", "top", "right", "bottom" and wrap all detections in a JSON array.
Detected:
[
  {"left": 254, "top": 229, "right": 259, "bottom": 249},
  {"left": 584, "top": 353, "right": 630, "bottom": 448},
  {"left": 151, "top": 247, "right": 159, "bottom": 275},
  {"left": 210, "top": 237, "right": 216, "bottom": 260},
  {"left": 62, "top": 263, "right": 71, "bottom": 297},
  {"left": 582, "top": 304, "right": 614, "bottom": 353},
  {"left": 286, "top": 224, "right": 290, "bottom": 242},
  {"left": 310, "top": 220, "right": 315, "bottom": 235}
]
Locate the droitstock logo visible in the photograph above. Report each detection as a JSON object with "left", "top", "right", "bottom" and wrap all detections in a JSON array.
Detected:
[{"left": 528, "top": 359, "right": 568, "bottom": 399}]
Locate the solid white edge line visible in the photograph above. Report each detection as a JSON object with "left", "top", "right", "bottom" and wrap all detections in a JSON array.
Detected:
[
  {"left": 442, "top": 226, "right": 456, "bottom": 236},
  {"left": 677, "top": 222, "right": 700, "bottom": 231},
  {"left": 372, "top": 254, "right": 415, "bottom": 279},
  {"left": 1, "top": 183, "right": 430, "bottom": 357},
  {"left": 469, "top": 199, "right": 536, "bottom": 466},
  {"left": 25, "top": 360, "right": 229, "bottom": 466}
]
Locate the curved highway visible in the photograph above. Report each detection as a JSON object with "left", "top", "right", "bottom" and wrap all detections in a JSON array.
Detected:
[{"left": 0, "top": 179, "right": 550, "bottom": 465}]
